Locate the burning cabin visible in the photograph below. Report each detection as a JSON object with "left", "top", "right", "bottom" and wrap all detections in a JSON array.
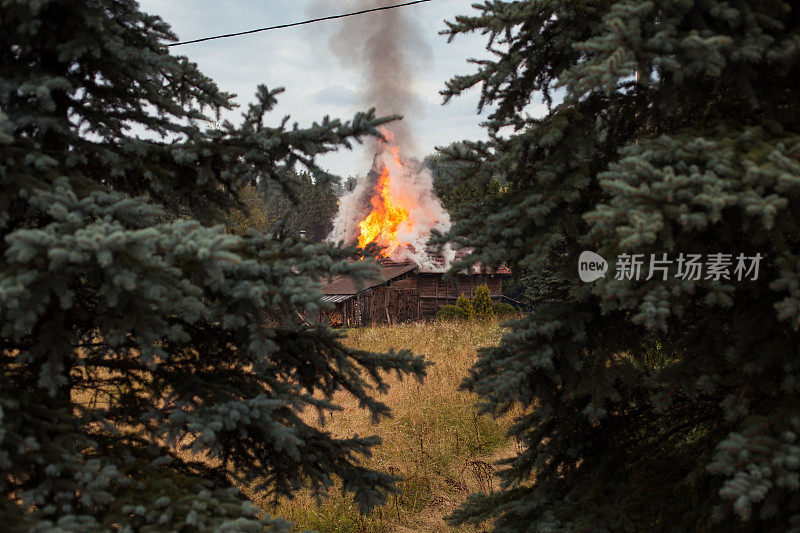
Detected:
[
  {"left": 320, "top": 250, "right": 510, "bottom": 327},
  {"left": 323, "top": 126, "right": 510, "bottom": 326}
]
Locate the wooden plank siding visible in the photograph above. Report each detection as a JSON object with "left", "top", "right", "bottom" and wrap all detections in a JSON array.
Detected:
[{"left": 359, "top": 287, "right": 419, "bottom": 325}]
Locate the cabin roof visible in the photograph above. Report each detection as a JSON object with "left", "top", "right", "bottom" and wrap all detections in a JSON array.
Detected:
[{"left": 320, "top": 262, "right": 417, "bottom": 295}]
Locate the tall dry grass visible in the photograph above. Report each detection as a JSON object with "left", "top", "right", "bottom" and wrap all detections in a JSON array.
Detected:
[{"left": 255, "top": 319, "right": 519, "bottom": 532}]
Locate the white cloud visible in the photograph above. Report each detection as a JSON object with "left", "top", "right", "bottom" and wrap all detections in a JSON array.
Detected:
[{"left": 309, "top": 84, "right": 359, "bottom": 106}]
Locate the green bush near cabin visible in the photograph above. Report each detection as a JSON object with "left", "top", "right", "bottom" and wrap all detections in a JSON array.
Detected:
[
  {"left": 491, "top": 302, "right": 516, "bottom": 318},
  {"left": 436, "top": 305, "right": 468, "bottom": 320},
  {"left": 439, "top": 286, "right": 506, "bottom": 321}
]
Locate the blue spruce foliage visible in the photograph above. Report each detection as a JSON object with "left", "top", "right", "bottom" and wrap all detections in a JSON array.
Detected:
[
  {"left": 0, "top": 1, "right": 426, "bottom": 530},
  {"left": 442, "top": 1, "right": 800, "bottom": 531}
]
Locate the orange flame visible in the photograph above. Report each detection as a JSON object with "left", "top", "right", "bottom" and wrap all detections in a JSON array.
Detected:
[{"left": 357, "top": 129, "right": 410, "bottom": 257}]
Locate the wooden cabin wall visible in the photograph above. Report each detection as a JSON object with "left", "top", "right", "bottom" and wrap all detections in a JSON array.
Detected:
[
  {"left": 485, "top": 276, "right": 502, "bottom": 295},
  {"left": 359, "top": 287, "right": 419, "bottom": 325},
  {"left": 390, "top": 289, "right": 419, "bottom": 323},
  {"left": 417, "top": 274, "right": 443, "bottom": 318},
  {"left": 342, "top": 299, "right": 359, "bottom": 327}
]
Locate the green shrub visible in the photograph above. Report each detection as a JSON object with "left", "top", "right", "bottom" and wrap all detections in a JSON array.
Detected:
[
  {"left": 455, "top": 293, "right": 474, "bottom": 318},
  {"left": 472, "top": 285, "right": 494, "bottom": 319},
  {"left": 436, "top": 305, "right": 468, "bottom": 320},
  {"left": 492, "top": 302, "right": 516, "bottom": 317}
]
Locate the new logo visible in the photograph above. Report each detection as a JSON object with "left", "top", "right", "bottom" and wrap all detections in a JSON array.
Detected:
[{"left": 579, "top": 251, "right": 608, "bottom": 282}]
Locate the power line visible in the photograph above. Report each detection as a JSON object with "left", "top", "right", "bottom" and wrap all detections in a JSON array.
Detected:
[{"left": 167, "top": 0, "right": 434, "bottom": 47}]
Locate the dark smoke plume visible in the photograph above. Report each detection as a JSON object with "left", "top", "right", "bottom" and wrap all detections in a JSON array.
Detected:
[{"left": 323, "top": 0, "right": 432, "bottom": 152}]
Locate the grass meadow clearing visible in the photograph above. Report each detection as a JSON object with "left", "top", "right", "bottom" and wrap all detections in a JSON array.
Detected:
[{"left": 251, "top": 319, "right": 520, "bottom": 532}]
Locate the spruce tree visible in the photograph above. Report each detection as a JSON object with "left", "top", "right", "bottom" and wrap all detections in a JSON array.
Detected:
[
  {"left": 231, "top": 170, "right": 339, "bottom": 242},
  {"left": 441, "top": 1, "right": 800, "bottom": 531},
  {"left": 0, "top": 1, "right": 426, "bottom": 530},
  {"left": 424, "top": 143, "right": 502, "bottom": 214}
]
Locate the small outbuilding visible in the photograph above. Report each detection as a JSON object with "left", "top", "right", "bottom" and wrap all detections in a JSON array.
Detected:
[{"left": 320, "top": 252, "right": 510, "bottom": 327}]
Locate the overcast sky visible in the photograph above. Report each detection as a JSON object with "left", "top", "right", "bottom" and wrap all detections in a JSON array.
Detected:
[{"left": 137, "top": 0, "right": 512, "bottom": 179}]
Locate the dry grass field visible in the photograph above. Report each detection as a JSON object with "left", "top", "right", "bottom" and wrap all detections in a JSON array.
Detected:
[{"left": 254, "top": 319, "right": 520, "bottom": 532}]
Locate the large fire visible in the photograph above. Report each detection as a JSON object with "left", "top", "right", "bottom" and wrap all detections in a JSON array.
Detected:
[
  {"left": 328, "top": 126, "right": 453, "bottom": 270},
  {"left": 356, "top": 129, "right": 410, "bottom": 257}
]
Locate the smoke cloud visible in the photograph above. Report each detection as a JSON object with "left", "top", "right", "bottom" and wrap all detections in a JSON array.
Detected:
[{"left": 321, "top": 0, "right": 432, "bottom": 152}]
